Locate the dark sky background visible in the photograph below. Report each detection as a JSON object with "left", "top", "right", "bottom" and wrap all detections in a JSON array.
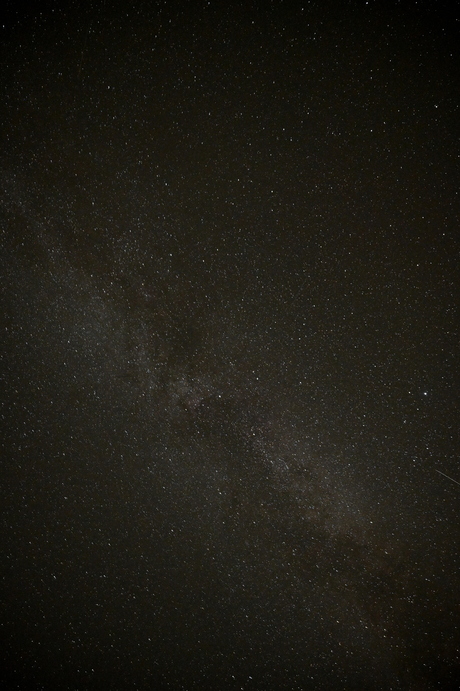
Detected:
[{"left": 1, "top": 1, "right": 459, "bottom": 689}]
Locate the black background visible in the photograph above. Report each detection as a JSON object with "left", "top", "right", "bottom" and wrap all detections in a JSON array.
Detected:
[{"left": 1, "top": 1, "right": 460, "bottom": 689}]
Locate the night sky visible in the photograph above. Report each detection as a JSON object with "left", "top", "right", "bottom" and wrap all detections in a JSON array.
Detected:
[{"left": 1, "top": 1, "right": 460, "bottom": 689}]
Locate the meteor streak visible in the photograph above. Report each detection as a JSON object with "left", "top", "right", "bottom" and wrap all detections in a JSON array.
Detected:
[{"left": 435, "top": 469, "right": 460, "bottom": 486}]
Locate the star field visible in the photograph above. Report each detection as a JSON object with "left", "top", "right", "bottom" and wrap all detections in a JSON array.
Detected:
[{"left": 1, "top": 1, "right": 460, "bottom": 689}]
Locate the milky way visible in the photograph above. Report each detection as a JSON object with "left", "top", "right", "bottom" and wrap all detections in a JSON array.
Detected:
[{"left": 1, "top": 2, "right": 460, "bottom": 690}]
